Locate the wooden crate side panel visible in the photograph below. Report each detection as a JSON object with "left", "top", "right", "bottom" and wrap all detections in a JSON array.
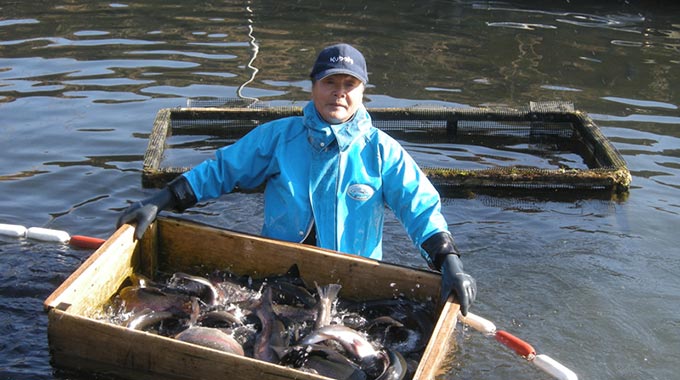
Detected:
[
  {"left": 47, "top": 310, "right": 329, "bottom": 380},
  {"left": 139, "top": 221, "right": 159, "bottom": 279},
  {"left": 156, "top": 218, "right": 441, "bottom": 302},
  {"left": 413, "top": 297, "right": 461, "bottom": 380},
  {"left": 44, "top": 225, "right": 139, "bottom": 316}
]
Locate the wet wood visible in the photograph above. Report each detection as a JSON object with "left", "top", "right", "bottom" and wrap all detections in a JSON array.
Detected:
[
  {"left": 47, "top": 310, "right": 327, "bottom": 380},
  {"left": 156, "top": 218, "right": 441, "bottom": 302},
  {"left": 44, "top": 216, "right": 458, "bottom": 380},
  {"left": 414, "top": 296, "right": 460, "bottom": 380},
  {"left": 43, "top": 224, "right": 138, "bottom": 315}
]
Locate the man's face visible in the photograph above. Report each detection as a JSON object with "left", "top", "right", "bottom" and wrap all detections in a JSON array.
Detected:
[{"left": 312, "top": 74, "right": 365, "bottom": 124}]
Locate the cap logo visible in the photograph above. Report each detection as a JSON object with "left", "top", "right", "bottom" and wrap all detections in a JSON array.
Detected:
[
  {"left": 330, "top": 56, "right": 355, "bottom": 65},
  {"left": 310, "top": 43, "right": 368, "bottom": 83}
]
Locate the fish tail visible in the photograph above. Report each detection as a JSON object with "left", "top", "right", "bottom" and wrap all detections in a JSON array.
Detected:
[{"left": 316, "top": 282, "right": 342, "bottom": 302}]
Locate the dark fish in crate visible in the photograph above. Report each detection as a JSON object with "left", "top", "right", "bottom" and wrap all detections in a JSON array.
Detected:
[
  {"left": 268, "top": 280, "right": 317, "bottom": 308},
  {"left": 167, "top": 272, "right": 222, "bottom": 306},
  {"left": 342, "top": 298, "right": 434, "bottom": 355},
  {"left": 272, "top": 303, "right": 317, "bottom": 324},
  {"left": 299, "top": 325, "right": 388, "bottom": 379},
  {"left": 198, "top": 309, "right": 244, "bottom": 328},
  {"left": 377, "top": 349, "right": 407, "bottom": 380},
  {"left": 118, "top": 286, "right": 198, "bottom": 318},
  {"left": 246, "top": 264, "right": 307, "bottom": 289},
  {"left": 281, "top": 343, "right": 406, "bottom": 380},
  {"left": 175, "top": 326, "right": 245, "bottom": 356},
  {"left": 126, "top": 309, "right": 175, "bottom": 332},
  {"left": 253, "top": 264, "right": 316, "bottom": 308},
  {"left": 253, "top": 287, "right": 291, "bottom": 363},
  {"left": 280, "top": 344, "right": 367, "bottom": 380}
]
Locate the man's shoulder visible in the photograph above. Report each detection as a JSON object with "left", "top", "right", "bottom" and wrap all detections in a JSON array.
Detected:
[
  {"left": 256, "top": 115, "right": 306, "bottom": 141},
  {"left": 260, "top": 115, "right": 304, "bottom": 130}
]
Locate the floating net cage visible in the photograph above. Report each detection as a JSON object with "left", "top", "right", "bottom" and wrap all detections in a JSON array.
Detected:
[{"left": 142, "top": 101, "right": 631, "bottom": 199}]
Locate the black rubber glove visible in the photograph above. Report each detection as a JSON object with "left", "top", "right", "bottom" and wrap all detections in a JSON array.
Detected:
[
  {"left": 116, "top": 176, "right": 197, "bottom": 240},
  {"left": 422, "top": 231, "right": 477, "bottom": 316}
]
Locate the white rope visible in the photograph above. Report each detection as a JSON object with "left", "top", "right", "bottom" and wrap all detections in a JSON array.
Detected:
[{"left": 236, "top": 3, "right": 260, "bottom": 104}]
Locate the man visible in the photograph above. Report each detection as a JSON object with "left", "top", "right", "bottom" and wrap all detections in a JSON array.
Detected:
[{"left": 117, "top": 43, "right": 476, "bottom": 315}]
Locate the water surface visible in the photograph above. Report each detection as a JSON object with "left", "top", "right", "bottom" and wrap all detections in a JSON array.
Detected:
[{"left": 1, "top": 1, "right": 679, "bottom": 379}]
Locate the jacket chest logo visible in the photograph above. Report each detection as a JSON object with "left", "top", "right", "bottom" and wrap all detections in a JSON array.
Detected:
[{"left": 347, "top": 184, "right": 375, "bottom": 201}]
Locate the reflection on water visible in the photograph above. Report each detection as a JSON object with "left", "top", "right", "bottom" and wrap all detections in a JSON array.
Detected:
[{"left": 1, "top": 1, "right": 679, "bottom": 379}]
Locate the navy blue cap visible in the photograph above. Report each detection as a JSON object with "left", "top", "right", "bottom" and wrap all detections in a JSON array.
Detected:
[{"left": 310, "top": 43, "right": 368, "bottom": 84}]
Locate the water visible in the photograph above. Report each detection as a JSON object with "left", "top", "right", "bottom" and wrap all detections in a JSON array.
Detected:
[{"left": 1, "top": 1, "right": 679, "bottom": 379}]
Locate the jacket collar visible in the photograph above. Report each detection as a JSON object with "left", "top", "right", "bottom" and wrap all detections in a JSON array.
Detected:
[{"left": 303, "top": 101, "right": 372, "bottom": 152}]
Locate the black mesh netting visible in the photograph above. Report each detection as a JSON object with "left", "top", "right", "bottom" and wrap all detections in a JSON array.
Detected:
[{"left": 142, "top": 102, "right": 630, "bottom": 197}]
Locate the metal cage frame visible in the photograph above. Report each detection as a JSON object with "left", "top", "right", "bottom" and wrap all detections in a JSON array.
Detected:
[{"left": 142, "top": 103, "right": 631, "bottom": 198}]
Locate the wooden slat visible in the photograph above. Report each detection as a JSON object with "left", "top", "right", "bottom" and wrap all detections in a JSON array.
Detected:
[
  {"left": 47, "top": 310, "right": 329, "bottom": 380},
  {"left": 156, "top": 217, "right": 441, "bottom": 302},
  {"left": 44, "top": 224, "right": 138, "bottom": 315},
  {"left": 413, "top": 296, "right": 461, "bottom": 380}
]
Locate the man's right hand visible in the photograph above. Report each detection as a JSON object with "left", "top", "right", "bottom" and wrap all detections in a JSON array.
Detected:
[
  {"left": 115, "top": 176, "right": 198, "bottom": 240},
  {"left": 440, "top": 253, "right": 476, "bottom": 316},
  {"left": 422, "top": 231, "right": 477, "bottom": 316},
  {"left": 116, "top": 200, "right": 162, "bottom": 240}
]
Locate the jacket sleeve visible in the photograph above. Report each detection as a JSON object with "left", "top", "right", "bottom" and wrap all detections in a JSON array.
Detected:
[
  {"left": 182, "top": 119, "right": 296, "bottom": 201},
  {"left": 378, "top": 131, "right": 449, "bottom": 262}
]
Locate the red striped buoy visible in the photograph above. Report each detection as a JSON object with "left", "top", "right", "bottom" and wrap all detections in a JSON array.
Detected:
[
  {"left": 495, "top": 330, "right": 536, "bottom": 358},
  {"left": 69, "top": 235, "right": 106, "bottom": 249},
  {"left": 459, "top": 312, "right": 578, "bottom": 379}
]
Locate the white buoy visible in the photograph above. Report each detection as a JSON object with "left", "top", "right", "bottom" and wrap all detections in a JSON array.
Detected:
[
  {"left": 26, "top": 227, "right": 70, "bottom": 244},
  {"left": 532, "top": 354, "right": 578, "bottom": 380},
  {"left": 459, "top": 312, "right": 497, "bottom": 335},
  {"left": 0, "top": 223, "right": 28, "bottom": 238}
]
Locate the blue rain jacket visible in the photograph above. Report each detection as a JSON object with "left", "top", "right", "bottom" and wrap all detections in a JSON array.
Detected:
[{"left": 182, "top": 101, "right": 449, "bottom": 262}]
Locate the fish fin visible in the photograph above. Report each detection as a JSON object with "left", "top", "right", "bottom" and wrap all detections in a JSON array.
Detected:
[
  {"left": 286, "top": 264, "right": 301, "bottom": 279},
  {"left": 316, "top": 282, "right": 342, "bottom": 301}
]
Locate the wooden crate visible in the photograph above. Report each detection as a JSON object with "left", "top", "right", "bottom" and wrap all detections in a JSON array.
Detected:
[{"left": 44, "top": 217, "right": 459, "bottom": 380}]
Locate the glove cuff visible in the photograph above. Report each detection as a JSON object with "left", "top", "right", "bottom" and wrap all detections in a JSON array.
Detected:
[
  {"left": 421, "top": 231, "right": 460, "bottom": 271},
  {"left": 167, "top": 175, "right": 197, "bottom": 212}
]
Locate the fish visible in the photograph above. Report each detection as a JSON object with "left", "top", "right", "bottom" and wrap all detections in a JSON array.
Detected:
[
  {"left": 168, "top": 272, "right": 222, "bottom": 307},
  {"left": 299, "top": 325, "right": 388, "bottom": 379},
  {"left": 107, "top": 268, "right": 435, "bottom": 380},
  {"left": 126, "top": 309, "right": 175, "bottom": 331},
  {"left": 118, "top": 285, "right": 197, "bottom": 318},
  {"left": 305, "top": 353, "right": 367, "bottom": 380},
  {"left": 341, "top": 298, "right": 434, "bottom": 354},
  {"left": 175, "top": 326, "right": 245, "bottom": 356},
  {"left": 281, "top": 344, "right": 368, "bottom": 380},
  {"left": 268, "top": 280, "right": 317, "bottom": 308},
  {"left": 376, "top": 349, "right": 407, "bottom": 380},
  {"left": 301, "top": 344, "right": 368, "bottom": 380},
  {"left": 247, "top": 264, "right": 307, "bottom": 288},
  {"left": 314, "top": 282, "right": 342, "bottom": 329},
  {"left": 198, "top": 310, "right": 244, "bottom": 328},
  {"left": 252, "top": 265, "right": 316, "bottom": 308},
  {"left": 272, "top": 303, "right": 317, "bottom": 323},
  {"left": 253, "top": 287, "right": 290, "bottom": 363},
  {"left": 364, "top": 316, "right": 404, "bottom": 332}
]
